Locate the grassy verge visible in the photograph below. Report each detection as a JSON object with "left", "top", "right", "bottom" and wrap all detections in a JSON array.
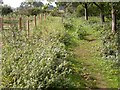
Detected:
[
  {"left": 42, "top": 16, "right": 119, "bottom": 88},
  {"left": 69, "top": 17, "right": 118, "bottom": 88}
]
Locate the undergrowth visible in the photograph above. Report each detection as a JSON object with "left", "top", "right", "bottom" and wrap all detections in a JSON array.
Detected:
[
  {"left": 2, "top": 26, "right": 73, "bottom": 88},
  {"left": 2, "top": 15, "right": 119, "bottom": 89}
]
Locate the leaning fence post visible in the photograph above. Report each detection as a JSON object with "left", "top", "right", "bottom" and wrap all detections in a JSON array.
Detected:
[
  {"left": 9, "top": 17, "right": 11, "bottom": 28},
  {"left": 61, "top": 14, "right": 64, "bottom": 23},
  {"left": 1, "top": 17, "right": 3, "bottom": 30},
  {"left": 44, "top": 13, "right": 46, "bottom": 21},
  {"left": 19, "top": 17, "right": 22, "bottom": 30},
  {"left": 34, "top": 15, "right": 36, "bottom": 27},
  {"left": 23, "top": 17, "right": 26, "bottom": 30},
  {"left": 27, "top": 17, "right": 30, "bottom": 36},
  {"left": 39, "top": 14, "right": 41, "bottom": 24},
  {"left": 41, "top": 14, "right": 42, "bottom": 23}
]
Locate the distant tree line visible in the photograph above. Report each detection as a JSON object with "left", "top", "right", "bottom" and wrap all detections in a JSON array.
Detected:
[
  {"left": 1, "top": 0, "right": 120, "bottom": 33},
  {"left": 55, "top": 2, "right": 120, "bottom": 33}
]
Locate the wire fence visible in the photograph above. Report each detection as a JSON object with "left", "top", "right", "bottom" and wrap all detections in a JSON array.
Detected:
[{"left": 0, "top": 13, "right": 47, "bottom": 36}]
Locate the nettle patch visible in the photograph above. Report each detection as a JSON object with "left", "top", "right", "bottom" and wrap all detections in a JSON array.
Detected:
[
  {"left": 63, "top": 17, "right": 74, "bottom": 31},
  {"left": 2, "top": 29, "right": 72, "bottom": 88},
  {"left": 101, "top": 24, "right": 118, "bottom": 61},
  {"left": 77, "top": 25, "right": 88, "bottom": 40}
]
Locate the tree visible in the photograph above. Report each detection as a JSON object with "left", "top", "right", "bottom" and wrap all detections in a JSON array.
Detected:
[
  {"left": 1, "top": 5, "right": 13, "bottom": 15},
  {"left": 20, "top": 2, "right": 31, "bottom": 8},
  {"left": 19, "top": 1, "right": 43, "bottom": 16},
  {"left": 111, "top": 3, "right": 116, "bottom": 33},
  {"left": 93, "top": 2, "right": 105, "bottom": 23},
  {"left": 28, "top": 7, "right": 41, "bottom": 16},
  {"left": 84, "top": 3, "right": 88, "bottom": 20},
  {"left": 79, "top": 3, "right": 92, "bottom": 20},
  {"left": 33, "top": 1, "right": 43, "bottom": 7},
  {"left": 0, "top": 0, "right": 3, "bottom": 4},
  {"left": 20, "top": 1, "right": 43, "bottom": 8}
]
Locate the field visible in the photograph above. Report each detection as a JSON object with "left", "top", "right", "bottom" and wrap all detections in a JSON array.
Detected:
[{"left": 1, "top": 14, "right": 119, "bottom": 89}]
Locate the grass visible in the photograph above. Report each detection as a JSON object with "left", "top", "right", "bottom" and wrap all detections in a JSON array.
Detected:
[
  {"left": 38, "top": 16, "right": 119, "bottom": 88},
  {"left": 2, "top": 15, "right": 119, "bottom": 88},
  {"left": 69, "top": 17, "right": 118, "bottom": 88}
]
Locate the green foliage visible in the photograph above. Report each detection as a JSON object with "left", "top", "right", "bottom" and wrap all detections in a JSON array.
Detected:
[
  {"left": 87, "top": 17, "right": 100, "bottom": 24},
  {"left": 86, "top": 17, "right": 104, "bottom": 31},
  {"left": 19, "top": 1, "right": 43, "bottom": 16},
  {"left": 67, "top": 6, "right": 75, "bottom": 14},
  {"left": 63, "top": 18, "right": 74, "bottom": 30},
  {"left": 111, "top": 2, "right": 120, "bottom": 20},
  {"left": 63, "top": 22, "right": 73, "bottom": 30},
  {"left": 28, "top": 7, "right": 42, "bottom": 16},
  {"left": 88, "top": 4, "right": 100, "bottom": 16},
  {"left": 101, "top": 24, "right": 118, "bottom": 61},
  {"left": 1, "top": 6, "right": 13, "bottom": 15},
  {"left": 76, "top": 5, "right": 84, "bottom": 17},
  {"left": 59, "top": 33, "right": 77, "bottom": 49},
  {"left": 77, "top": 25, "right": 87, "bottom": 40},
  {"left": 3, "top": 19, "right": 18, "bottom": 24},
  {"left": 18, "top": 7, "right": 42, "bottom": 16},
  {"left": 50, "top": 9, "right": 63, "bottom": 17},
  {"left": 20, "top": 1, "right": 43, "bottom": 8},
  {"left": 76, "top": 4, "right": 99, "bottom": 17},
  {"left": 2, "top": 27, "right": 72, "bottom": 88},
  {"left": 61, "top": 17, "right": 78, "bottom": 49}
]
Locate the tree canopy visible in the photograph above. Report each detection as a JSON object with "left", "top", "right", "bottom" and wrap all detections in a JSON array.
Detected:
[{"left": 1, "top": 5, "right": 13, "bottom": 15}]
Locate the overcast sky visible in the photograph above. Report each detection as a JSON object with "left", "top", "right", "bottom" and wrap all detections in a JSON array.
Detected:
[
  {"left": 3, "top": 0, "right": 54, "bottom": 8},
  {"left": 3, "top": 0, "right": 25, "bottom": 8}
]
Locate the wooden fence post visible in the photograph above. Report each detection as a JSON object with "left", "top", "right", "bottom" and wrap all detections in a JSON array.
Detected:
[
  {"left": 1, "top": 17, "right": 3, "bottom": 30},
  {"left": 39, "top": 14, "right": 41, "bottom": 24},
  {"left": 19, "top": 17, "right": 22, "bottom": 30},
  {"left": 23, "top": 18, "right": 26, "bottom": 30},
  {"left": 9, "top": 17, "right": 11, "bottom": 28},
  {"left": 41, "top": 14, "right": 42, "bottom": 23},
  {"left": 34, "top": 15, "right": 36, "bottom": 27},
  {"left": 61, "top": 14, "right": 64, "bottom": 23},
  {"left": 44, "top": 13, "right": 46, "bottom": 21},
  {"left": 0, "top": 17, "right": 2, "bottom": 30},
  {"left": 27, "top": 17, "right": 30, "bottom": 36}
]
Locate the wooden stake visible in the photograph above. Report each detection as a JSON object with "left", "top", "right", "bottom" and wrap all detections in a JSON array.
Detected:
[
  {"left": 9, "top": 17, "right": 11, "bottom": 28},
  {"left": 1, "top": 17, "right": 3, "bottom": 30},
  {"left": 111, "top": 4, "right": 116, "bottom": 33},
  {"left": 19, "top": 17, "right": 22, "bottom": 30},
  {"left": 61, "top": 14, "right": 64, "bottom": 23},
  {"left": 41, "top": 14, "right": 42, "bottom": 23},
  {"left": 34, "top": 15, "right": 36, "bottom": 27},
  {"left": 27, "top": 17, "right": 30, "bottom": 36},
  {"left": 44, "top": 13, "right": 46, "bottom": 20},
  {"left": 39, "top": 14, "right": 41, "bottom": 24}
]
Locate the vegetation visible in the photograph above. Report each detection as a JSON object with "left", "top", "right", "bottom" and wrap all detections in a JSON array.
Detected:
[
  {"left": 1, "top": 1, "right": 120, "bottom": 89},
  {"left": 2, "top": 18, "right": 72, "bottom": 88},
  {"left": 1, "top": 5, "right": 13, "bottom": 15}
]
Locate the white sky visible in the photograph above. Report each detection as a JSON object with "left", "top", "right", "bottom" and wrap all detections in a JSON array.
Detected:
[
  {"left": 3, "top": 0, "right": 53, "bottom": 8},
  {"left": 3, "top": 0, "right": 25, "bottom": 8}
]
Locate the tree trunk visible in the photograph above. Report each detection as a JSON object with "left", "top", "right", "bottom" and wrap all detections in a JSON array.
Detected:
[
  {"left": 93, "top": 3, "right": 105, "bottom": 23},
  {"left": 100, "top": 4, "right": 105, "bottom": 24},
  {"left": 85, "top": 3, "right": 88, "bottom": 20},
  {"left": 100, "top": 9, "right": 105, "bottom": 23},
  {"left": 111, "top": 4, "right": 116, "bottom": 33}
]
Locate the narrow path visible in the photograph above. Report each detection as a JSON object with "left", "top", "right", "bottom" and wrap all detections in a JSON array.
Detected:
[
  {"left": 74, "top": 33, "right": 108, "bottom": 88},
  {"left": 38, "top": 17, "right": 118, "bottom": 88}
]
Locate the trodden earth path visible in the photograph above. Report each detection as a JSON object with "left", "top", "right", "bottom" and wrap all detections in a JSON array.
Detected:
[
  {"left": 74, "top": 32, "right": 108, "bottom": 88},
  {"left": 70, "top": 18, "right": 118, "bottom": 88},
  {"left": 39, "top": 17, "right": 118, "bottom": 88}
]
